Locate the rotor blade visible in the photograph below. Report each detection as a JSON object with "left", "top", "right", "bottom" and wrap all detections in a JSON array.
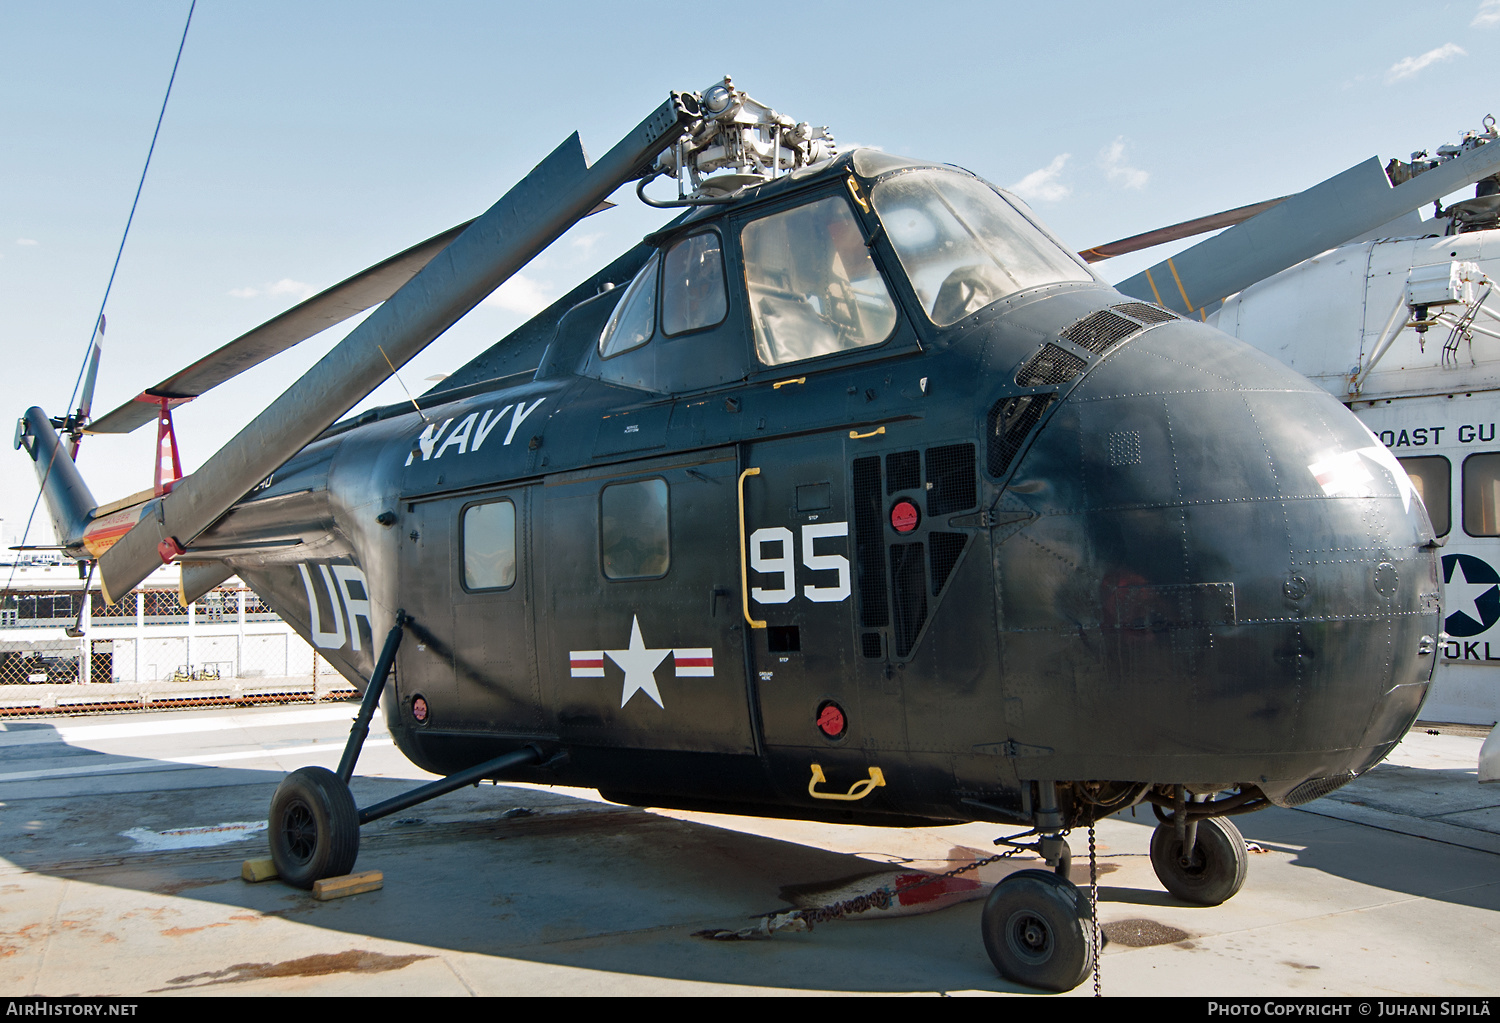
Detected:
[
  {"left": 1077, "top": 197, "right": 1289, "bottom": 263},
  {"left": 1115, "top": 139, "right": 1500, "bottom": 317},
  {"left": 98, "top": 91, "right": 700, "bottom": 601},
  {"left": 77, "top": 314, "right": 106, "bottom": 421},
  {"left": 84, "top": 220, "right": 475, "bottom": 435}
]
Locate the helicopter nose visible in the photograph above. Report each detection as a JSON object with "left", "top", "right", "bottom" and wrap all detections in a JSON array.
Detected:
[{"left": 991, "top": 321, "right": 1441, "bottom": 804}]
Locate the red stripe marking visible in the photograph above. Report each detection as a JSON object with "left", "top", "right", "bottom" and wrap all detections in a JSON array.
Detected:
[
  {"left": 895, "top": 872, "right": 981, "bottom": 906},
  {"left": 675, "top": 657, "right": 713, "bottom": 667}
]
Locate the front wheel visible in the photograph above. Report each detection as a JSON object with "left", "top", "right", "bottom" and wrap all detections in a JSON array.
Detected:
[
  {"left": 268, "top": 766, "right": 360, "bottom": 889},
  {"left": 980, "top": 869, "right": 1096, "bottom": 992},
  {"left": 1149, "top": 815, "right": 1248, "bottom": 905}
]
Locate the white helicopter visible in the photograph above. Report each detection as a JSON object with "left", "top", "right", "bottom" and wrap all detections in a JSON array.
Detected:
[{"left": 1084, "top": 116, "right": 1500, "bottom": 781}]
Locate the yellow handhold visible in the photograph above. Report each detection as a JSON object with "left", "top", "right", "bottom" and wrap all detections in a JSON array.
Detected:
[{"left": 808, "top": 763, "right": 886, "bottom": 801}]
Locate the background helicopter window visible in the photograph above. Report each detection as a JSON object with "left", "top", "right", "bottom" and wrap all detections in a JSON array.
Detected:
[
  {"left": 1462, "top": 452, "right": 1500, "bottom": 536},
  {"left": 598, "top": 252, "right": 659, "bottom": 358},
  {"left": 1398, "top": 455, "right": 1450, "bottom": 536},
  {"left": 871, "top": 170, "right": 1093, "bottom": 326},
  {"left": 462, "top": 499, "right": 516, "bottom": 590},
  {"left": 741, "top": 195, "right": 898, "bottom": 366},
  {"left": 661, "top": 231, "right": 727, "bottom": 336},
  {"left": 601, "top": 478, "right": 670, "bottom": 579}
]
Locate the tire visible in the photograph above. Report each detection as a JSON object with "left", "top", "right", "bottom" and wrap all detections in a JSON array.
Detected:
[
  {"left": 981, "top": 869, "right": 1096, "bottom": 992},
  {"left": 1149, "top": 815, "right": 1248, "bottom": 906},
  {"left": 269, "top": 766, "right": 360, "bottom": 889}
]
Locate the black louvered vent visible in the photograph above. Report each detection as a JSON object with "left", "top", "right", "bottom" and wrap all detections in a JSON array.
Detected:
[
  {"left": 925, "top": 443, "right": 977, "bottom": 517},
  {"left": 1015, "top": 344, "right": 1086, "bottom": 387},
  {"left": 861, "top": 632, "right": 883, "bottom": 659},
  {"left": 1113, "top": 301, "right": 1179, "bottom": 324},
  {"left": 885, "top": 450, "right": 921, "bottom": 494},
  {"left": 929, "top": 532, "right": 968, "bottom": 595},
  {"left": 1063, "top": 310, "right": 1140, "bottom": 355},
  {"left": 987, "top": 393, "right": 1056, "bottom": 477},
  {"left": 890, "top": 542, "right": 928, "bottom": 658},
  {"left": 852, "top": 456, "right": 889, "bottom": 628}
]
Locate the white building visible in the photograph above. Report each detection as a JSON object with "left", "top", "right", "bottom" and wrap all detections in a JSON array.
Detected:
[{"left": 0, "top": 562, "right": 349, "bottom": 709}]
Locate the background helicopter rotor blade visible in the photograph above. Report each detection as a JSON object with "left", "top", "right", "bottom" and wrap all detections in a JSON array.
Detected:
[
  {"left": 1114, "top": 139, "right": 1500, "bottom": 318},
  {"left": 96, "top": 91, "right": 700, "bottom": 602},
  {"left": 1077, "top": 196, "right": 1289, "bottom": 263},
  {"left": 83, "top": 220, "right": 476, "bottom": 436},
  {"left": 86, "top": 202, "right": 616, "bottom": 437}
]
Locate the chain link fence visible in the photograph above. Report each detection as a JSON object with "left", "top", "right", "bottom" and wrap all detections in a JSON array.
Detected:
[{"left": 1, "top": 585, "right": 355, "bottom": 714}]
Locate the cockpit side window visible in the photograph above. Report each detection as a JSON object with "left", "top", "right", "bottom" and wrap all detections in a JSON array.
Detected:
[
  {"left": 661, "top": 231, "right": 728, "bottom": 337},
  {"left": 741, "top": 196, "right": 899, "bottom": 367},
  {"left": 871, "top": 170, "right": 1094, "bottom": 326},
  {"left": 598, "top": 252, "right": 659, "bottom": 359}
]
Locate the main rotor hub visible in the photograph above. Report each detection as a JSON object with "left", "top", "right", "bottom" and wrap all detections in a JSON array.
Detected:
[{"left": 652, "top": 77, "right": 836, "bottom": 200}]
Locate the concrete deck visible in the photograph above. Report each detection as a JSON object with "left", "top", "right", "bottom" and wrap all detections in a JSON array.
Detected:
[{"left": 0, "top": 705, "right": 1495, "bottom": 996}]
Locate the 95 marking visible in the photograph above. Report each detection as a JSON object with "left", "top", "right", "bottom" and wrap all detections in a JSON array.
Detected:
[{"left": 749, "top": 522, "right": 851, "bottom": 604}]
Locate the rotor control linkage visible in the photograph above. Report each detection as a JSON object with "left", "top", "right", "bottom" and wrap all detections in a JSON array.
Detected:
[{"left": 336, "top": 611, "right": 408, "bottom": 784}]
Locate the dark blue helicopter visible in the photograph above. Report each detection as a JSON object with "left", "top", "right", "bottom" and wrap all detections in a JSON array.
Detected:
[{"left": 18, "top": 79, "right": 1442, "bottom": 991}]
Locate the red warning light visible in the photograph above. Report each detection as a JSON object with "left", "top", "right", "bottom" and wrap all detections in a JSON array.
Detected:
[
  {"left": 890, "top": 500, "right": 920, "bottom": 533},
  {"left": 816, "top": 702, "right": 846, "bottom": 738}
]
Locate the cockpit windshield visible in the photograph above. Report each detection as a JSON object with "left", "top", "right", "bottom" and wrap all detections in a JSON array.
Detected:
[{"left": 871, "top": 170, "right": 1093, "bottom": 326}]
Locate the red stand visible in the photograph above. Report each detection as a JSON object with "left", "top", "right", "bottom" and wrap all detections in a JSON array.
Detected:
[{"left": 154, "top": 396, "right": 183, "bottom": 497}]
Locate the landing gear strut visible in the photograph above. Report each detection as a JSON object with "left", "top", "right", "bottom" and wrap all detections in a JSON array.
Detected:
[
  {"left": 982, "top": 782, "right": 1098, "bottom": 991},
  {"left": 266, "top": 612, "right": 547, "bottom": 887}
]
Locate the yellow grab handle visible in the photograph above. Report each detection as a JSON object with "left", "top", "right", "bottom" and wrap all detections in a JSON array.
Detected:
[
  {"left": 808, "top": 763, "right": 887, "bottom": 801},
  {"left": 849, "top": 426, "right": 886, "bottom": 440},
  {"left": 772, "top": 377, "right": 806, "bottom": 389},
  {"left": 846, "top": 175, "right": 871, "bottom": 213},
  {"left": 738, "top": 467, "right": 766, "bottom": 629}
]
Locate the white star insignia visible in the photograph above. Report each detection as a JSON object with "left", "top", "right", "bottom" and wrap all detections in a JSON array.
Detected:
[
  {"left": 605, "top": 615, "right": 671, "bottom": 709},
  {"left": 1446, "top": 559, "right": 1498, "bottom": 631}
]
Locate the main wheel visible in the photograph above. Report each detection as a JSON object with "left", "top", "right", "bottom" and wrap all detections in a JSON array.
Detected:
[
  {"left": 981, "top": 869, "right": 1096, "bottom": 992},
  {"left": 1149, "top": 815, "right": 1248, "bottom": 905},
  {"left": 269, "top": 766, "right": 360, "bottom": 889}
]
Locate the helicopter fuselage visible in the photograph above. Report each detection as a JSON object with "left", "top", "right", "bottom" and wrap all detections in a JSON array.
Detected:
[{"left": 185, "top": 152, "right": 1440, "bottom": 829}]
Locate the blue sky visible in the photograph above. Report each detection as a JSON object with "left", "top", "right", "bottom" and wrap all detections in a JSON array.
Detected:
[{"left": 3, "top": 0, "right": 1497, "bottom": 545}]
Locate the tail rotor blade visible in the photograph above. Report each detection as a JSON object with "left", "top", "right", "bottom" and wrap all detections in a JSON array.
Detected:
[{"left": 67, "top": 315, "right": 106, "bottom": 458}]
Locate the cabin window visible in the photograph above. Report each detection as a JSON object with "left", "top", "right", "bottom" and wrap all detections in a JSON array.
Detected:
[
  {"left": 871, "top": 169, "right": 1093, "bottom": 326},
  {"left": 741, "top": 195, "right": 898, "bottom": 366},
  {"left": 601, "top": 478, "right": 670, "bottom": 579},
  {"left": 462, "top": 499, "right": 517, "bottom": 590},
  {"left": 1399, "top": 455, "right": 1450, "bottom": 536},
  {"left": 598, "top": 252, "right": 659, "bottom": 359},
  {"left": 1462, "top": 453, "right": 1500, "bottom": 536},
  {"left": 661, "top": 231, "right": 728, "bottom": 336}
]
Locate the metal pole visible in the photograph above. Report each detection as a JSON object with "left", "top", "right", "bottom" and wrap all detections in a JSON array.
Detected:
[{"left": 336, "top": 611, "right": 406, "bottom": 784}]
